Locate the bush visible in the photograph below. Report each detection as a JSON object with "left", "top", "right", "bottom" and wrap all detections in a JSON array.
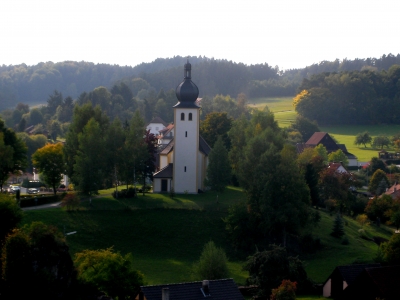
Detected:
[
  {"left": 271, "top": 280, "right": 297, "bottom": 300},
  {"left": 112, "top": 188, "right": 136, "bottom": 199},
  {"left": 60, "top": 193, "right": 80, "bottom": 211},
  {"left": 192, "top": 241, "right": 229, "bottom": 280}
]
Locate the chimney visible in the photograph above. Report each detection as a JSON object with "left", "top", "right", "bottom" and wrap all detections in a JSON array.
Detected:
[
  {"left": 201, "top": 280, "right": 210, "bottom": 297},
  {"left": 162, "top": 288, "right": 169, "bottom": 300}
]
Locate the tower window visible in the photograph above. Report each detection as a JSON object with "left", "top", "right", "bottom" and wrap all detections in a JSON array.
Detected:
[
  {"left": 181, "top": 113, "right": 185, "bottom": 120},
  {"left": 184, "top": 166, "right": 187, "bottom": 172},
  {"left": 185, "top": 131, "right": 187, "bottom": 137},
  {"left": 189, "top": 113, "right": 192, "bottom": 121}
]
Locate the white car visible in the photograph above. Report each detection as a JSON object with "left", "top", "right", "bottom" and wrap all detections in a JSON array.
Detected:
[{"left": 9, "top": 185, "right": 20, "bottom": 193}]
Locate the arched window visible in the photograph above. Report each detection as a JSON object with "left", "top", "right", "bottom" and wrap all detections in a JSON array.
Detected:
[
  {"left": 181, "top": 113, "right": 185, "bottom": 121},
  {"left": 189, "top": 113, "right": 192, "bottom": 121}
]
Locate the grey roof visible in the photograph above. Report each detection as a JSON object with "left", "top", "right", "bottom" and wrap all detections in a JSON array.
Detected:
[
  {"left": 174, "top": 60, "right": 200, "bottom": 109},
  {"left": 160, "top": 140, "right": 174, "bottom": 155},
  {"left": 336, "top": 264, "right": 381, "bottom": 285},
  {"left": 199, "top": 135, "right": 211, "bottom": 156},
  {"left": 148, "top": 116, "right": 168, "bottom": 127},
  {"left": 138, "top": 278, "right": 244, "bottom": 300},
  {"left": 153, "top": 163, "right": 173, "bottom": 178}
]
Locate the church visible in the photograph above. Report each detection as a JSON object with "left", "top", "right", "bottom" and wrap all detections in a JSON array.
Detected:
[{"left": 152, "top": 60, "right": 211, "bottom": 194}]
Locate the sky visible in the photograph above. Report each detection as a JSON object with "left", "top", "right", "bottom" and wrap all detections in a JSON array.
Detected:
[{"left": 1, "top": 0, "right": 399, "bottom": 71}]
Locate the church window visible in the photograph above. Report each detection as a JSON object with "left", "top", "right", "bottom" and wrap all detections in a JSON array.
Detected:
[
  {"left": 181, "top": 113, "right": 185, "bottom": 120},
  {"left": 185, "top": 131, "right": 187, "bottom": 137},
  {"left": 184, "top": 166, "right": 187, "bottom": 172},
  {"left": 189, "top": 113, "right": 192, "bottom": 121}
]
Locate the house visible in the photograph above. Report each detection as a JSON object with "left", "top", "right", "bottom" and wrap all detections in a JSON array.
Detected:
[
  {"left": 341, "top": 265, "right": 400, "bottom": 300},
  {"left": 152, "top": 60, "right": 211, "bottom": 194},
  {"left": 135, "top": 278, "right": 244, "bottom": 300},
  {"left": 327, "top": 162, "right": 348, "bottom": 174},
  {"left": 146, "top": 116, "right": 168, "bottom": 135},
  {"left": 384, "top": 182, "right": 400, "bottom": 199},
  {"left": 322, "top": 263, "right": 380, "bottom": 298},
  {"left": 296, "top": 132, "right": 358, "bottom": 167},
  {"left": 157, "top": 123, "right": 174, "bottom": 149}
]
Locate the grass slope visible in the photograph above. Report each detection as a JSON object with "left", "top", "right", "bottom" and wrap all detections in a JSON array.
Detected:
[
  {"left": 250, "top": 97, "right": 400, "bottom": 161},
  {"left": 21, "top": 187, "right": 394, "bottom": 288}
]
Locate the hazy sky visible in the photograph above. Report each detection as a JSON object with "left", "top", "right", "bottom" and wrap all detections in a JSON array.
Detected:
[{"left": 1, "top": 0, "right": 399, "bottom": 70}]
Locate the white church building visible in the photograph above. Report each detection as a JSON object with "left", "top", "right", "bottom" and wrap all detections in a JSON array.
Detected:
[{"left": 152, "top": 60, "right": 211, "bottom": 194}]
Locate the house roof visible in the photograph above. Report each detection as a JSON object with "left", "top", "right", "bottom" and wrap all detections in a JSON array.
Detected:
[
  {"left": 160, "top": 140, "right": 174, "bottom": 155},
  {"left": 138, "top": 278, "right": 244, "bottom": 300},
  {"left": 148, "top": 116, "right": 168, "bottom": 127},
  {"left": 385, "top": 182, "right": 400, "bottom": 198},
  {"left": 336, "top": 264, "right": 381, "bottom": 285},
  {"left": 306, "top": 132, "right": 340, "bottom": 152},
  {"left": 153, "top": 163, "right": 173, "bottom": 178},
  {"left": 328, "top": 162, "right": 347, "bottom": 172}
]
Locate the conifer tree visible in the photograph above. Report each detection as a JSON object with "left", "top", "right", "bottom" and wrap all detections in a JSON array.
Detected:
[{"left": 331, "top": 213, "right": 344, "bottom": 238}]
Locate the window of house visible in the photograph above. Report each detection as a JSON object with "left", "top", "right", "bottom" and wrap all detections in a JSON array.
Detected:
[
  {"left": 181, "top": 113, "right": 185, "bottom": 120},
  {"left": 189, "top": 113, "right": 192, "bottom": 121}
]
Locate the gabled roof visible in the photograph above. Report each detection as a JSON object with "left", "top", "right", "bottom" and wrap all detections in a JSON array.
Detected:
[
  {"left": 138, "top": 278, "right": 244, "bottom": 300},
  {"left": 153, "top": 163, "right": 173, "bottom": 178},
  {"left": 328, "top": 162, "right": 347, "bottom": 173},
  {"left": 148, "top": 116, "right": 168, "bottom": 127},
  {"left": 306, "top": 132, "right": 340, "bottom": 152},
  {"left": 336, "top": 264, "right": 381, "bottom": 285},
  {"left": 160, "top": 140, "right": 174, "bottom": 155},
  {"left": 385, "top": 182, "right": 400, "bottom": 198},
  {"left": 199, "top": 135, "right": 211, "bottom": 156}
]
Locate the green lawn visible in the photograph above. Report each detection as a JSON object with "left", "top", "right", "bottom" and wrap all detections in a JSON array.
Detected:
[
  {"left": 21, "top": 187, "right": 395, "bottom": 288},
  {"left": 249, "top": 97, "right": 400, "bottom": 161}
]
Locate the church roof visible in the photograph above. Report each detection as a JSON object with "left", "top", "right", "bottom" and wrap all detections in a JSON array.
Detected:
[
  {"left": 199, "top": 135, "right": 211, "bottom": 155},
  {"left": 153, "top": 163, "right": 173, "bottom": 178},
  {"left": 174, "top": 60, "right": 200, "bottom": 109}
]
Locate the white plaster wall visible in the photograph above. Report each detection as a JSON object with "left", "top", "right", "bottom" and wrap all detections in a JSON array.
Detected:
[
  {"left": 348, "top": 158, "right": 358, "bottom": 167},
  {"left": 146, "top": 122, "right": 165, "bottom": 135},
  {"left": 173, "top": 108, "right": 199, "bottom": 193},
  {"left": 153, "top": 178, "right": 161, "bottom": 192},
  {"left": 323, "top": 279, "right": 331, "bottom": 297},
  {"left": 160, "top": 155, "right": 168, "bottom": 170}
]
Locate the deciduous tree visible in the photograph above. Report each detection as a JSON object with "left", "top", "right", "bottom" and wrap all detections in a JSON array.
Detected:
[
  {"left": 74, "top": 247, "right": 144, "bottom": 300},
  {"left": 192, "top": 241, "right": 229, "bottom": 280},
  {"left": 204, "top": 136, "right": 231, "bottom": 193},
  {"left": 32, "top": 143, "right": 65, "bottom": 195},
  {"left": 354, "top": 131, "right": 372, "bottom": 148}
]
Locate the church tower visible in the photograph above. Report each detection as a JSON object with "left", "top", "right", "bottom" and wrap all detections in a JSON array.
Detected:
[{"left": 172, "top": 60, "right": 200, "bottom": 193}]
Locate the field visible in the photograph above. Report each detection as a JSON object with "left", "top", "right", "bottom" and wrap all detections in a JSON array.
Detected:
[
  {"left": 252, "top": 97, "right": 400, "bottom": 162},
  {"left": 21, "top": 187, "right": 394, "bottom": 289}
]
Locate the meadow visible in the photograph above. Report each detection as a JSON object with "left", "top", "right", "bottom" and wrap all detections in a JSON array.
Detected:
[
  {"left": 255, "top": 97, "right": 400, "bottom": 162},
  {"left": 21, "top": 187, "right": 393, "bottom": 290}
]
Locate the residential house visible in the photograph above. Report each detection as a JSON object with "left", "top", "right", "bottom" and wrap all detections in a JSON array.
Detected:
[
  {"left": 322, "top": 263, "right": 380, "bottom": 298},
  {"left": 328, "top": 162, "right": 348, "bottom": 174},
  {"left": 296, "top": 132, "right": 358, "bottom": 167},
  {"left": 385, "top": 182, "right": 400, "bottom": 199},
  {"left": 135, "top": 279, "right": 244, "bottom": 300},
  {"left": 342, "top": 265, "right": 400, "bottom": 300},
  {"left": 146, "top": 116, "right": 168, "bottom": 136}
]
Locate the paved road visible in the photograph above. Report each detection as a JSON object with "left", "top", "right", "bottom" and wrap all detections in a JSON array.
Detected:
[{"left": 22, "top": 201, "right": 62, "bottom": 211}]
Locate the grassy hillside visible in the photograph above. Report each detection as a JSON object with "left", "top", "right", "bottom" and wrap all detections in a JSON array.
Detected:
[
  {"left": 251, "top": 97, "right": 400, "bottom": 161},
  {"left": 21, "top": 187, "right": 394, "bottom": 287}
]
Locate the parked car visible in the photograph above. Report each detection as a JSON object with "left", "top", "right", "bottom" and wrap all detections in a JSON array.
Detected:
[
  {"left": 8, "top": 185, "right": 20, "bottom": 193},
  {"left": 27, "top": 188, "right": 38, "bottom": 194}
]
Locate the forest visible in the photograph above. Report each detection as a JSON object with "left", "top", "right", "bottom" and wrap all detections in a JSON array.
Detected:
[{"left": 1, "top": 53, "right": 400, "bottom": 113}]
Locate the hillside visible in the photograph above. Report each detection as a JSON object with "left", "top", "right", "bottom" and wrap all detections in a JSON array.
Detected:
[{"left": 21, "top": 187, "right": 393, "bottom": 285}]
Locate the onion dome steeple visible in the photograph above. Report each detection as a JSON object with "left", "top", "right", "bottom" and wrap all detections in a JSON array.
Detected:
[{"left": 174, "top": 59, "right": 199, "bottom": 108}]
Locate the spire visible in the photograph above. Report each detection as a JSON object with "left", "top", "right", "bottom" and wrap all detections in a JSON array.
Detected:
[{"left": 174, "top": 60, "right": 199, "bottom": 108}]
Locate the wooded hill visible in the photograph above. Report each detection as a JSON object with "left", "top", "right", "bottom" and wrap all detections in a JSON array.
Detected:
[{"left": 1, "top": 53, "right": 400, "bottom": 112}]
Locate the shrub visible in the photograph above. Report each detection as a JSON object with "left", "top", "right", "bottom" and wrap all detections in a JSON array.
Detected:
[
  {"left": 271, "top": 280, "right": 297, "bottom": 300},
  {"left": 192, "top": 241, "right": 229, "bottom": 280},
  {"left": 61, "top": 193, "right": 80, "bottom": 211}
]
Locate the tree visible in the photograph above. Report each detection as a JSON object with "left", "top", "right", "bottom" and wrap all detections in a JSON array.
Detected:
[
  {"left": 365, "top": 194, "right": 394, "bottom": 223},
  {"left": 0, "top": 194, "right": 23, "bottom": 245},
  {"left": 73, "top": 118, "right": 105, "bottom": 195},
  {"left": 356, "top": 214, "right": 369, "bottom": 228},
  {"left": 331, "top": 213, "right": 345, "bottom": 238},
  {"left": 372, "top": 135, "right": 391, "bottom": 149},
  {"left": 383, "top": 233, "right": 400, "bottom": 265},
  {"left": 32, "top": 143, "right": 65, "bottom": 195},
  {"left": 328, "top": 149, "right": 349, "bottom": 166},
  {"left": 244, "top": 245, "right": 308, "bottom": 298},
  {"left": 204, "top": 136, "right": 231, "bottom": 193},
  {"left": 368, "top": 157, "right": 388, "bottom": 174},
  {"left": 1, "top": 222, "right": 75, "bottom": 299},
  {"left": 74, "top": 247, "right": 144, "bottom": 299},
  {"left": 200, "top": 112, "right": 233, "bottom": 149},
  {"left": 289, "top": 115, "right": 320, "bottom": 142},
  {"left": 314, "top": 144, "right": 328, "bottom": 163},
  {"left": 0, "top": 119, "right": 27, "bottom": 192},
  {"left": 391, "top": 211, "right": 400, "bottom": 231},
  {"left": 368, "top": 169, "right": 389, "bottom": 195},
  {"left": 192, "top": 241, "right": 229, "bottom": 280},
  {"left": 354, "top": 131, "right": 372, "bottom": 148}
]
